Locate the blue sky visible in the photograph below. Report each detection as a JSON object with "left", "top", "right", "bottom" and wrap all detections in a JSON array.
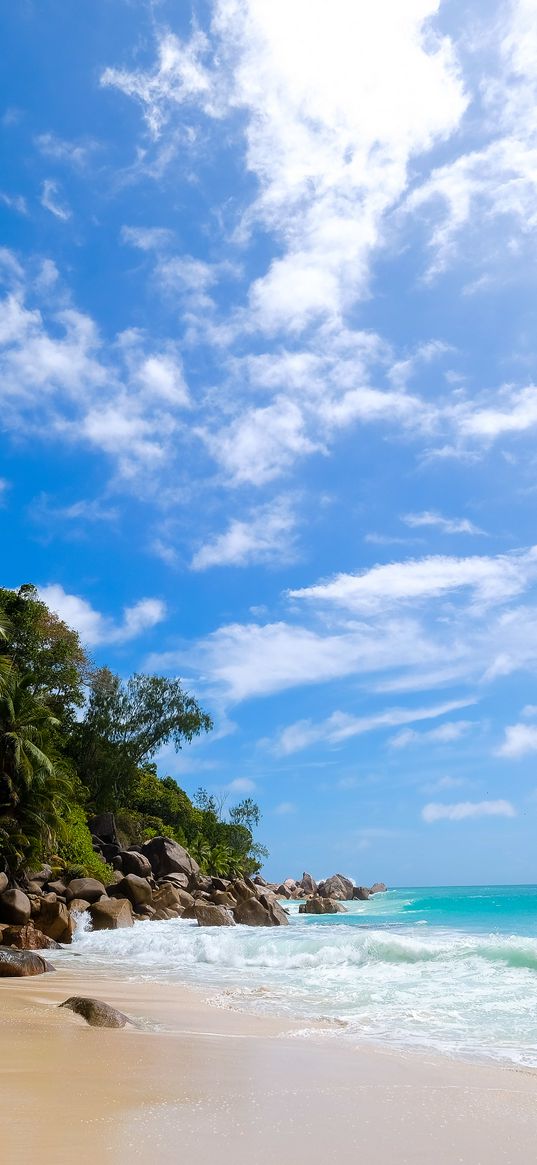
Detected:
[{"left": 3, "top": 0, "right": 537, "bottom": 885}]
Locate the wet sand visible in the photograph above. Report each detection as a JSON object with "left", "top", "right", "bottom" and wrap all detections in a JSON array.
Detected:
[{"left": 2, "top": 965, "right": 537, "bottom": 1164}]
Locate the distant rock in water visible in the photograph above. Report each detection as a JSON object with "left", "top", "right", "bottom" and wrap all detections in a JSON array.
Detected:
[
  {"left": 318, "top": 875, "right": 354, "bottom": 900},
  {"left": 299, "top": 898, "right": 347, "bottom": 915},
  {"left": 59, "top": 996, "right": 129, "bottom": 1028},
  {"left": 352, "top": 886, "right": 371, "bottom": 901},
  {"left": 370, "top": 883, "right": 388, "bottom": 894}
]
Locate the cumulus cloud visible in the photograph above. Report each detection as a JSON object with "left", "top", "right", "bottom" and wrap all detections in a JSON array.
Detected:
[
  {"left": 496, "top": 723, "right": 537, "bottom": 758},
  {"left": 422, "top": 799, "right": 516, "bottom": 823},
  {"left": 191, "top": 497, "right": 296, "bottom": 570},
  {"left": 38, "top": 584, "right": 166, "bottom": 646}
]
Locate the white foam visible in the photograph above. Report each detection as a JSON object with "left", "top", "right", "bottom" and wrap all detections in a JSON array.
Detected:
[{"left": 53, "top": 913, "right": 537, "bottom": 1066}]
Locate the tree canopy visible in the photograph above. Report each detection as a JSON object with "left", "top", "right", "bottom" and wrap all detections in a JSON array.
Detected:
[{"left": 0, "top": 585, "right": 266, "bottom": 881}]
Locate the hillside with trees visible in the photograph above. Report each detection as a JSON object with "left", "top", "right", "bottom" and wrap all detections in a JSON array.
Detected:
[{"left": 0, "top": 585, "right": 267, "bottom": 883}]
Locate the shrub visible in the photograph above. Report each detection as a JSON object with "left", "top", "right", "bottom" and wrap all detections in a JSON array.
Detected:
[{"left": 58, "top": 806, "right": 114, "bottom": 884}]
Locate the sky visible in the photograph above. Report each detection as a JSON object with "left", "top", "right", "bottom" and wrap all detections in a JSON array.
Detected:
[{"left": 2, "top": 0, "right": 537, "bottom": 885}]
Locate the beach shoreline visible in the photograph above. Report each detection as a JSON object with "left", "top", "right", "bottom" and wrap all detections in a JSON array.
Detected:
[{"left": 2, "top": 964, "right": 537, "bottom": 1165}]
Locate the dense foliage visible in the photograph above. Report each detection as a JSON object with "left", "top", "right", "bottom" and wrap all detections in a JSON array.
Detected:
[{"left": 0, "top": 586, "right": 266, "bottom": 880}]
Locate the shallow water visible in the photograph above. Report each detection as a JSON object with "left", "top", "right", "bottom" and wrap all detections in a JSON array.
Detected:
[{"left": 62, "top": 885, "right": 537, "bottom": 1066}]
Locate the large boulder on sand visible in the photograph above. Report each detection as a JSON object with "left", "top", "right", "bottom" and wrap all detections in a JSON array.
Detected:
[
  {"left": 142, "top": 837, "right": 199, "bottom": 881},
  {"left": 66, "top": 878, "right": 105, "bottom": 904},
  {"left": 59, "top": 996, "right": 129, "bottom": 1028},
  {"left": 90, "top": 898, "right": 133, "bottom": 930},
  {"left": 0, "top": 949, "right": 55, "bottom": 976},
  {"left": 299, "top": 898, "right": 347, "bottom": 915},
  {"left": 194, "top": 902, "right": 236, "bottom": 927},
  {"left": 318, "top": 874, "right": 354, "bottom": 900},
  {"left": 0, "top": 889, "right": 31, "bottom": 925}
]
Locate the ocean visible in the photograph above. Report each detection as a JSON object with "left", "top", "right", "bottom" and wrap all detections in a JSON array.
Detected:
[{"left": 63, "top": 885, "right": 537, "bottom": 1067}]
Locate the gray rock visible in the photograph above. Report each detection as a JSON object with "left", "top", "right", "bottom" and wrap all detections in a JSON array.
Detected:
[
  {"left": 46, "top": 880, "right": 67, "bottom": 897},
  {"left": 59, "top": 996, "right": 129, "bottom": 1028},
  {"left": 352, "top": 886, "right": 370, "bottom": 901},
  {"left": 109, "top": 874, "right": 152, "bottom": 907},
  {"left": 2, "top": 922, "right": 60, "bottom": 950},
  {"left": 0, "top": 949, "right": 55, "bottom": 976},
  {"left": 370, "top": 883, "right": 387, "bottom": 895},
  {"left": 68, "top": 898, "right": 91, "bottom": 914},
  {"left": 0, "top": 873, "right": 8, "bottom": 896},
  {"left": 36, "top": 899, "right": 71, "bottom": 941},
  {"left": 234, "top": 894, "right": 289, "bottom": 927},
  {"left": 142, "top": 837, "right": 199, "bottom": 881},
  {"left": 0, "top": 889, "right": 31, "bottom": 925},
  {"left": 300, "top": 872, "right": 318, "bottom": 895},
  {"left": 318, "top": 874, "right": 354, "bottom": 900},
  {"left": 120, "top": 850, "right": 152, "bottom": 878},
  {"left": 194, "top": 902, "right": 236, "bottom": 927},
  {"left": 89, "top": 898, "right": 133, "bottom": 930},
  {"left": 66, "top": 878, "right": 105, "bottom": 903},
  {"left": 298, "top": 898, "right": 347, "bottom": 915}
]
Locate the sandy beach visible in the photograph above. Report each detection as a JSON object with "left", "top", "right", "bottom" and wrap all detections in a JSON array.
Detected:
[{"left": 2, "top": 965, "right": 537, "bottom": 1165}]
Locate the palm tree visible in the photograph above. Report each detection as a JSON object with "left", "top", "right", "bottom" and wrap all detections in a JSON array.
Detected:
[{"left": 0, "top": 666, "right": 72, "bottom": 872}]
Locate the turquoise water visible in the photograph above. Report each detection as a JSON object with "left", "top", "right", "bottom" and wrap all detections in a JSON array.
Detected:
[
  {"left": 302, "top": 884, "right": 537, "bottom": 937},
  {"left": 66, "top": 885, "right": 537, "bottom": 1066}
]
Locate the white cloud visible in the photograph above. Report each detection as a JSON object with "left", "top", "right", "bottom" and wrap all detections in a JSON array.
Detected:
[
  {"left": 35, "top": 133, "right": 96, "bottom": 169},
  {"left": 390, "top": 720, "right": 474, "bottom": 749},
  {"left": 0, "top": 192, "right": 27, "bottom": 216},
  {"left": 273, "top": 801, "right": 296, "bottom": 815},
  {"left": 404, "top": 0, "right": 537, "bottom": 277},
  {"left": 40, "top": 179, "right": 72, "bottom": 221},
  {"left": 496, "top": 723, "right": 537, "bottom": 759},
  {"left": 289, "top": 547, "right": 537, "bottom": 614},
  {"left": 38, "top": 584, "right": 166, "bottom": 646},
  {"left": 191, "top": 497, "right": 296, "bottom": 570},
  {"left": 101, "top": 29, "right": 217, "bottom": 138},
  {"left": 422, "top": 800, "right": 516, "bottom": 823},
  {"left": 403, "top": 511, "right": 485, "bottom": 535},
  {"left": 275, "top": 699, "right": 475, "bottom": 756},
  {"left": 226, "top": 777, "right": 256, "bottom": 793}
]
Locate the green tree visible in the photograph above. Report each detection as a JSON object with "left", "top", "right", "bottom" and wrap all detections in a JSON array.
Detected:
[
  {"left": 0, "top": 585, "right": 88, "bottom": 720},
  {"left": 71, "top": 668, "right": 213, "bottom": 810},
  {"left": 0, "top": 665, "right": 73, "bottom": 872}
]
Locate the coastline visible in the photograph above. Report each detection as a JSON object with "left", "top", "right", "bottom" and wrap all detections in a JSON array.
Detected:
[{"left": 3, "top": 965, "right": 537, "bottom": 1164}]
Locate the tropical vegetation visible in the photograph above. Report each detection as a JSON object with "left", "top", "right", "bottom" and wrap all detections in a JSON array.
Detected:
[{"left": 0, "top": 585, "right": 266, "bottom": 881}]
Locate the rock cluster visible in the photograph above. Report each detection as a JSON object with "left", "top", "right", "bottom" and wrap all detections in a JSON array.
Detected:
[
  {"left": 0, "top": 833, "right": 294, "bottom": 951},
  {"left": 0, "top": 823, "right": 387, "bottom": 959}
]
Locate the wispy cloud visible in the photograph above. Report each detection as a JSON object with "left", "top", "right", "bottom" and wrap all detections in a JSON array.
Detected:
[
  {"left": 40, "top": 179, "right": 72, "bottom": 221},
  {"left": 403, "top": 511, "right": 485, "bottom": 535},
  {"left": 275, "top": 699, "right": 475, "bottom": 756},
  {"left": 422, "top": 800, "right": 516, "bottom": 823},
  {"left": 390, "top": 720, "right": 474, "bottom": 749}
]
